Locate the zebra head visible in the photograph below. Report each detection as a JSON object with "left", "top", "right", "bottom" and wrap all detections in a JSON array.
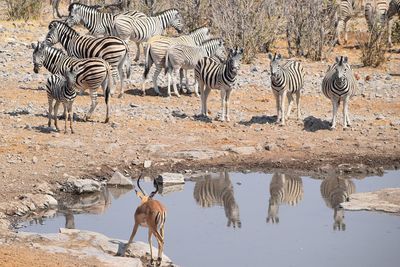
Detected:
[
  {"left": 167, "top": 9, "right": 184, "bottom": 33},
  {"left": 227, "top": 47, "right": 244, "bottom": 74},
  {"left": 65, "top": 65, "right": 80, "bottom": 88},
  {"left": 334, "top": 56, "right": 350, "bottom": 86},
  {"left": 268, "top": 53, "right": 283, "bottom": 80},
  {"left": 31, "top": 41, "right": 46, "bottom": 74},
  {"left": 66, "top": 3, "right": 85, "bottom": 27},
  {"left": 45, "top": 21, "right": 77, "bottom": 47}
]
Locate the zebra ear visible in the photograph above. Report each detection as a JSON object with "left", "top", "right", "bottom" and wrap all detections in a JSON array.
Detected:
[
  {"left": 343, "top": 56, "right": 348, "bottom": 64},
  {"left": 335, "top": 56, "right": 340, "bottom": 63},
  {"left": 268, "top": 53, "right": 273, "bottom": 60},
  {"left": 276, "top": 54, "right": 282, "bottom": 60},
  {"left": 31, "top": 43, "right": 37, "bottom": 50},
  {"left": 239, "top": 48, "right": 244, "bottom": 54},
  {"left": 229, "top": 48, "right": 234, "bottom": 55}
]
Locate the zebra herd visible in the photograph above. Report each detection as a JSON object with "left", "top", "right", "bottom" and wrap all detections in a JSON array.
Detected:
[
  {"left": 31, "top": 1, "right": 398, "bottom": 133},
  {"left": 337, "top": 0, "right": 400, "bottom": 46},
  {"left": 193, "top": 172, "right": 355, "bottom": 231}
]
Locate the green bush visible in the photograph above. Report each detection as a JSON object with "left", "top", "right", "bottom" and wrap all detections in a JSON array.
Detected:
[{"left": 4, "top": 0, "right": 43, "bottom": 21}]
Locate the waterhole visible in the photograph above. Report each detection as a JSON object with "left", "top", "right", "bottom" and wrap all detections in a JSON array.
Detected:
[{"left": 21, "top": 170, "right": 400, "bottom": 267}]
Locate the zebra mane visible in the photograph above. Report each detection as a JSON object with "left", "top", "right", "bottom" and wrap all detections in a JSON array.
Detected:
[
  {"left": 189, "top": 26, "right": 209, "bottom": 34},
  {"left": 48, "top": 20, "right": 79, "bottom": 36},
  {"left": 69, "top": 3, "right": 99, "bottom": 13},
  {"left": 45, "top": 45, "right": 66, "bottom": 56},
  {"left": 153, "top": 8, "right": 179, "bottom": 17}
]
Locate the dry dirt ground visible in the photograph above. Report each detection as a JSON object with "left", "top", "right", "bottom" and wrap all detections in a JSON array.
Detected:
[{"left": 0, "top": 3, "right": 399, "bottom": 266}]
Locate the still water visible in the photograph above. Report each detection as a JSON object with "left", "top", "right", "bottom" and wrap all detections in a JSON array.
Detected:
[{"left": 21, "top": 171, "right": 400, "bottom": 267}]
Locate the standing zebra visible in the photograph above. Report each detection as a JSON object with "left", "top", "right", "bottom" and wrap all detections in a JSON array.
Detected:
[
  {"left": 364, "top": 0, "right": 389, "bottom": 30},
  {"left": 320, "top": 176, "right": 355, "bottom": 231},
  {"left": 336, "top": 0, "right": 358, "bottom": 45},
  {"left": 193, "top": 172, "right": 241, "bottom": 228},
  {"left": 115, "top": 8, "right": 184, "bottom": 62},
  {"left": 195, "top": 47, "right": 243, "bottom": 122},
  {"left": 142, "top": 26, "right": 212, "bottom": 96},
  {"left": 44, "top": 21, "right": 130, "bottom": 98},
  {"left": 66, "top": 3, "right": 147, "bottom": 58},
  {"left": 268, "top": 53, "right": 304, "bottom": 126},
  {"left": 164, "top": 38, "right": 225, "bottom": 98},
  {"left": 266, "top": 173, "right": 304, "bottom": 224},
  {"left": 44, "top": 66, "right": 79, "bottom": 134},
  {"left": 322, "top": 56, "right": 357, "bottom": 129},
  {"left": 32, "top": 42, "right": 113, "bottom": 122}
]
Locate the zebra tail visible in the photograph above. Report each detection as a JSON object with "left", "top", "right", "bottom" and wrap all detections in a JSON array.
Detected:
[
  {"left": 105, "top": 64, "right": 113, "bottom": 105},
  {"left": 143, "top": 44, "right": 152, "bottom": 79},
  {"left": 123, "top": 52, "right": 131, "bottom": 80}
]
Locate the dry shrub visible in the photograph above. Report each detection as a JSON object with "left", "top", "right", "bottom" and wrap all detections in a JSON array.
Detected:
[
  {"left": 391, "top": 20, "right": 400, "bottom": 44},
  {"left": 4, "top": 0, "right": 42, "bottom": 20},
  {"left": 286, "top": 0, "right": 337, "bottom": 60},
  {"left": 359, "top": 20, "right": 388, "bottom": 67}
]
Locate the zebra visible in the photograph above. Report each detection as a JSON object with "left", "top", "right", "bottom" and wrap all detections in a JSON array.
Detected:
[
  {"left": 322, "top": 56, "right": 357, "bottom": 129},
  {"left": 195, "top": 47, "right": 244, "bottom": 122},
  {"left": 164, "top": 38, "right": 226, "bottom": 98},
  {"left": 193, "top": 172, "right": 241, "bottom": 228},
  {"left": 44, "top": 66, "right": 79, "bottom": 134},
  {"left": 268, "top": 53, "right": 304, "bottom": 126},
  {"left": 364, "top": 0, "right": 389, "bottom": 30},
  {"left": 336, "top": 0, "right": 357, "bottom": 45},
  {"left": 266, "top": 173, "right": 304, "bottom": 224},
  {"left": 66, "top": 3, "right": 147, "bottom": 57},
  {"left": 115, "top": 8, "right": 184, "bottom": 62},
  {"left": 44, "top": 20, "right": 130, "bottom": 98},
  {"left": 31, "top": 41, "right": 113, "bottom": 123},
  {"left": 142, "top": 26, "right": 212, "bottom": 96},
  {"left": 320, "top": 176, "right": 355, "bottom": 231}
]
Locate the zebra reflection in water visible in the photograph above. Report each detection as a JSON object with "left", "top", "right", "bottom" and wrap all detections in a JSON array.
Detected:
[
  {"left": 267, "top": 173, "right": 304, "bottom": 223},
  {"left": 320, "top": 176, "right": 355, "bottom": 231},
  {"left": 193, "top": 171, "right": 241, "bottom": 228}
]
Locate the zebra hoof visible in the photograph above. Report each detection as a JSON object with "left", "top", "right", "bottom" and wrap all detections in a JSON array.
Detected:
[
  {"left": 118, "top": 93, "right": 123, "bottom": 99},
  {"left": 104, "top": 118, "right": 110, "bottom": 123}
]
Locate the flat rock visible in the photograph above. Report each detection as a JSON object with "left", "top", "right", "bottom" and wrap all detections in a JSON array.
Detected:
[
  {"left": 342, "top": 188, "right": 400, "bottom": 214},
  {"left": 229, "top": 146, "right": 257, "bottom": 155},
  {"left": 108, "top": 171, "right": 134, "bottom": 187},
  {"left": 170, "top": 149, "right": 227, "bottom": 160},
  {"left": 65, "top": 178, "right": 102, "bottom": 194},
  {"left": 156, "top": 173, "right": 185, "bottom": 185}
]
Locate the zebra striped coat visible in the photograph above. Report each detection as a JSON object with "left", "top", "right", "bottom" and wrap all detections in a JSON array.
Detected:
[
  {"left": 195, "top": 47, "right": 243, "bottom": 122},
  {"left": 164, "top": 38, "right": 225, "bottom": 97},
  {"left": 193, "top": 172, "right": 241, "bottom": 228},
  {"left": 268, "top": 53, "right": 304, "bottom": 125},
  {"left": 45, "top": 20, "right": 130, "bottom": 98},
  {"left": 66, "top": 3, "right": 147, "bottom": 61},
  {"left": 322, "top": 56, "right": 357, "bottom": 129},
  {"left": 45, "top": 67, "right": 78, "bottom": 134},
  {"left": 32, "top": 42, "right": 112, "bottom": 123},
  {"left": 142, "top": 26, "right": 212, "bottom": 96},
  {"left": 387, "top": 0, "right": 399, "bottom": 45},
  {"left": 320, "top": 176, "right": 355, "bottom": 231},
  {"left": 364, "top": 0, "right": 389, "bottom": 30},
  {"left": 267, "top": 173, "right": 304, "bottom": 224}
]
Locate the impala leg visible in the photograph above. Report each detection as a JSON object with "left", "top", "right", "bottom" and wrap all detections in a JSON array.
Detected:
[
  {"left": 148, "top": 229, "right": 154, "bottom": 265},
  {"left": 122, "top": 222, "right": 139, "bottom": 256},
  {"left": 153, "top": 229, "right": 164, "bottom": 266},
  {"left": 54, "top": 101, "right": 60, "bottom": 132}
]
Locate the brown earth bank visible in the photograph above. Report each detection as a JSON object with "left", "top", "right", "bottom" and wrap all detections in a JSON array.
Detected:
[{"left": 0, "top": 3, "right": 400, "bottom": 266}]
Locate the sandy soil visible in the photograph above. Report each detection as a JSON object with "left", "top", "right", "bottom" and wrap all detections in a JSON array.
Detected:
[{"left": 0, "top": 3, "right": 399, "bottom": 266}]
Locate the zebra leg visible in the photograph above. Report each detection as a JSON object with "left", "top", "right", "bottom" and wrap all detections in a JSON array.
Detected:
[
  {"left": 85, "top": 90, "right": 98, "bottom": 121},
  {"left": 225, "top": 89, "right": 232, "bottom": 122},
  {"left": 273, "top": 91, "right": 280, "bottom": 123},
  {"left": 331, "top": 97, "right": 339, "bottom": 129},
  {"left": 220, "top": 90, "right": 227, "bottom": 121},
  {"left": 179, "top": 69, "right": 184, "bottom": 94},
  {"left": 296, "top": 90, "right": 301, "bottom": 120},
  {"left": 63, "top": 103, "right": 68, "bottom": 134},
  {"left": 152, "top": 66, "right": 162, "bottom": 96},
  {"left": 286, "top": 93, "right": 294, "bottom": 121},
  {"left": 194, "top": 80, "right": 199, "bottom": 97},
  {"left": 54, "top": 101, "right": 61, "bottom": 132},
  {"left": 69, "top": 102, "right": 74, "bottom": 134},
  {"left": 48, "top": 97, "right": 54, "bottom": 128},
  {"left": 167, "top": 70, "right": 172, "bottom": 97},
  {"left": 203, "top": 86, "right": 211, "bottom": 118},
  {"left": 343, "top": 20, "right": 348, "bottom": 45},
  {"left": 388, "top": 19, "right": 393, "bottom": 47},
  {"left": 134, "top": 42, "right": 141, "bottom": 62},
  {"left": 343, "top": 96, "right": 351, "bottom": 128},
  {"left": 118, "top": 67, "right": 124, "bottom": 99},
  {"left": 185, "top": 69, "right": 190, "bottom": 93},
  {"left": 198, "top": 81, "right": 206, "bottom": 116},
  {"left": 280, "top": 90, "right": 287, "bottom": 126},
  {"left": 172, "top": 69, "right": 181, "bottom": 98}
]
